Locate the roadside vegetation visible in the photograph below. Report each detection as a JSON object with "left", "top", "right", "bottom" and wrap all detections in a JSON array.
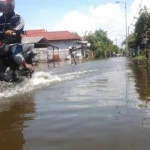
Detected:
[
  {"left": 83, "top": 29, "right": 118, "bottom": 58},
  {"left": 82, "top": 5, "right": 150, "bottom": 59},
  {"left": 128, "top": 6, "right": 150, "bottom": 60}
]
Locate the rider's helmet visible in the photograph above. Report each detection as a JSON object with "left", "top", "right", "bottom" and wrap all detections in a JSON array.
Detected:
[{"left": 0, "top": 0, "right": 15, "bottom": 14}]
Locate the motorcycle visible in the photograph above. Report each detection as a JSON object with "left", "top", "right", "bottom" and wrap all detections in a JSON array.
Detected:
[{"left": 0, "top": 30, "right": 35, "bottom": 83}]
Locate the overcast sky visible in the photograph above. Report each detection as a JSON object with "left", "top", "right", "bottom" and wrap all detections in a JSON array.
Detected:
[{"left": 14, "top": 0, "right": 150, "bottom": 46}]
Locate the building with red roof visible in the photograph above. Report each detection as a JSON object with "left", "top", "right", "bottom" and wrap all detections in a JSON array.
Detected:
[
  {"left": 22, "top": 29, "right": 81, "bottom": 61},
  {"left": 24, "top": 29, "right": 81, "bottom": 41}
]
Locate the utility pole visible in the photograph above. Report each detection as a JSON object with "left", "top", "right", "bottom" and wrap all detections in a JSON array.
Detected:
[{"left": 116, "top": 1, "right": 128, "bottom": 54}]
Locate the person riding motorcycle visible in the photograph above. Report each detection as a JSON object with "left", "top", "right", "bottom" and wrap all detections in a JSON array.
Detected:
[{"left": 0, "top": 0, "right": 34, "bottom": 72}]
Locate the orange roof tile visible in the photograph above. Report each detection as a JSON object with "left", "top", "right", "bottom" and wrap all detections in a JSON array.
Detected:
[
  {"left": 25, "top": 29, "right": 47, "bottom": 35},
  {"left": 23, "top": 30, "right": 81, "bottom": 41}
]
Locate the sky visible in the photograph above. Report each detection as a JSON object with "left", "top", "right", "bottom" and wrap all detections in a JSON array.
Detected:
[{"left": 13, "top": 0, "right": 150, "bottom": 47}]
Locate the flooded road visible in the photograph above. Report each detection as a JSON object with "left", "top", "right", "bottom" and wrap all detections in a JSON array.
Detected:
[{"left": 0, "top": 57, "right": 150, "bottom": 150}]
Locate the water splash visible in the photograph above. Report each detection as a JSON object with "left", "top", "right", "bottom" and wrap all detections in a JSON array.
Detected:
[
  {"left": 0, "top": 71, "right": 61, "bottom": 98},
  {"left": 30, "top": 71, "right": 61, "bottom": 86},
  {"left": 0, "top": 69, "right": 96, "bottom": 99},
  {"left": 58, "top": 69, "right": 97, "bottom": 80}
]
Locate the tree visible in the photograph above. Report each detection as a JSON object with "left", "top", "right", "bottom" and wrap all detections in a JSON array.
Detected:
[
  {"left": 84, "top": 29, "right": 118, "bottom": 58},
  {"left": 134, "top": 6, "right": 150, "bottom": 46},
  {"left": 72, "top": 32, "right": 80, "bottom": 36}
]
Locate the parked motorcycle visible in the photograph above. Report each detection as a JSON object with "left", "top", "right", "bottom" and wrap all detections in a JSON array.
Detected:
[{"left": 0, "top": 30, "right": 35, "bottom": 83}]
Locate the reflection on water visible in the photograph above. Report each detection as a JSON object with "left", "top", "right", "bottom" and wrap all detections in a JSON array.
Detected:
[
  {"left": 1, "top": 58, "right": 150, "bottom": 150},
  {"left": 0, "top": 95, "right": 35, "bottom": 150},
  {"left": 130, "top": 60, "right": 150, "bottom": 103}
]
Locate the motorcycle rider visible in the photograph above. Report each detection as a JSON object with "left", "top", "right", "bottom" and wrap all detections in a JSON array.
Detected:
[{"left": 0, "top": 0, "right": 34, "bottom": 72}]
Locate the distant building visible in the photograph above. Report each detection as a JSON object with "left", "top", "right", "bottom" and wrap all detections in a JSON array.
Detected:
[{"left": 22, "top": 29, "right": 81, "bottom": 61}]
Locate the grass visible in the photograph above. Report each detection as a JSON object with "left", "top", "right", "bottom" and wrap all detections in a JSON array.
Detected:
[{"left": 134, "top": 55, "right": 145, "bottom": 60}]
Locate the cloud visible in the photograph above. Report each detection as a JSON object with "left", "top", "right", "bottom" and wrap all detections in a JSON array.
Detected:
[
  {"left": 129, "top": 0, "right": 150, "bottom": 26},
  {"left": 53, "top": 3, "right": 125, "bottom": 46},
  {"left": 55, "top": 3, "right": 125, "bottom": 34},
  {"left": 53, "top": 0, "right": 150, "bottom": 46}
]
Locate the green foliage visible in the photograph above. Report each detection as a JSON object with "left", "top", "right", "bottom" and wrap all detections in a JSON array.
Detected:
[
  {"left": 84, "top": 29, "right": 118, "bottom": 58},
  {"left": 128, "top": 33, "right": 136, "bottom": 43},
  {"left": 134, "top": 6, "right": 150, "bottom": 46},
  {"left": 135, "top": 55, "right": 145, "bottom": 60},
  {"left": 72, "top": 32, "right": 80, "bottom": 36}
]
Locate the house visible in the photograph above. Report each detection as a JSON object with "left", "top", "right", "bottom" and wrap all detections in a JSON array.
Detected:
[
  {"left": 22, "top": 29, "right": 81, "bottom": 61},
  {"left": 22, "top": 36, "right": 60, "bottom": 62}
]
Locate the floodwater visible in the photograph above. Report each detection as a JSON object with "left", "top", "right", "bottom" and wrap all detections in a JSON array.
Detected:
[{"left": 0, "top": 57, "right": 150, "bottom": 150}]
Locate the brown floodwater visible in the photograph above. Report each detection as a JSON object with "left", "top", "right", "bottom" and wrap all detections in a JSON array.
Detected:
[{"left": 0, "top": 57, "right": 150, "bottom": 150}]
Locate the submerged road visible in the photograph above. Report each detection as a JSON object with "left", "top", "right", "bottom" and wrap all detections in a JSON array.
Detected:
[{"left": 0, "top": 57, "right": 150, "bottom": 150}]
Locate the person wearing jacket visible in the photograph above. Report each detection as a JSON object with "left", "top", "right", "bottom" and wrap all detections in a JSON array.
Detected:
[{"left": 0, "top": 0, "right": 34, "bottom": 72}]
